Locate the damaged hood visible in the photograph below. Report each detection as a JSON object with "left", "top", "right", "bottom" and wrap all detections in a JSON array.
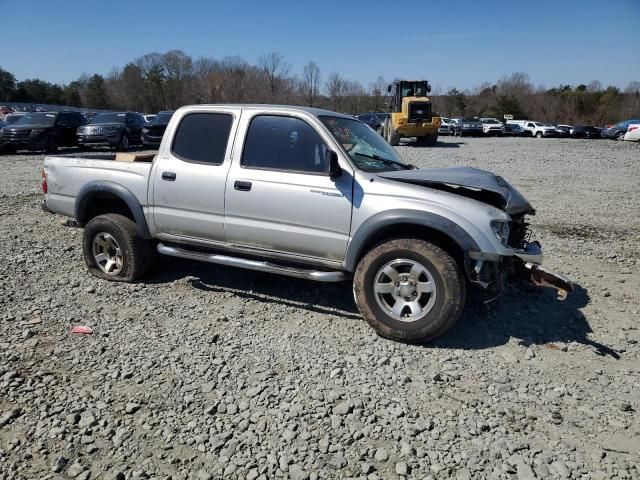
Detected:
[{"left": 378, "top": 166, "right": 535, "bottom": 215}]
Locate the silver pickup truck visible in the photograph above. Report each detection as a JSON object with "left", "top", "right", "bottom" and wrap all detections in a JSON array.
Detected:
[{"left": 42, "top": 104, "right": 571, "bottom": 343}]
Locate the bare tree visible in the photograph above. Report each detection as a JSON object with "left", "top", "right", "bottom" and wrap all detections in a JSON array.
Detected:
[
  {"left": 301, "top": 61, "right": 321, "bottom": 107},
  {"left": 258, "top": 52, "right": 291, "bottom": 101},
  {"left": 325, "top": 72, "right": 345, "bottom": 112}
]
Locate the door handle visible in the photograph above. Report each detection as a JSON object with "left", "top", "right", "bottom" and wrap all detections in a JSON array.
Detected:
[
  {"left": 162, "top": 171, "right": 176, "bottom": 181},
  {"left": 234, "top": 180, "right": 252, "bottom": 191}
]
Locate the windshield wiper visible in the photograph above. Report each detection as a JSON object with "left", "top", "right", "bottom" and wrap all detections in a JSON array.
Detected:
[{"left": 354, "top": 152, "right": 414, "bottom": 170}]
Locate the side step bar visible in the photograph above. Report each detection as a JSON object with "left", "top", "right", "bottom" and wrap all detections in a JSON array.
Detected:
[{"left": 157, "top": 243, "right": 348, "bottom": 283}]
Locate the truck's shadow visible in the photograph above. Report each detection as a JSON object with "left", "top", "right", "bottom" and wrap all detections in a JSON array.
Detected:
[{"left": 151, "top": 258, "right": 617, "bottom": 358}]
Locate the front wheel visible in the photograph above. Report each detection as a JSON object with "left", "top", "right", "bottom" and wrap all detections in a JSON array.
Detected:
[
  {"left": 118, "top": 134, "right": 130, "bottom": 151},
  {"left": 82, "top": 214, "right": 152, "bottom": 282},
  {"left": 535, "top": 132, "right": 543, "bottom": 138},
  {"left": 353, "top": 239, "right": 466, "bottom": 343},
  {"left": 45, "top": 136, "right": 58, "bottom": 153}
]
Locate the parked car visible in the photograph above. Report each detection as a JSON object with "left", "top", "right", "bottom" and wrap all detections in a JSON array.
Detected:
[
  {"left": 76, "top": 112, "right": 146, "bottom": 151},
  {"left": 554, "top": 124, "right": 572, "bottom": 137},
  {"left": 449, "top": 118, "right": 461, "bottom": 135},
  {"left": 356, "top": 112, "right": 389, "bottom": 133},
  {"left": 571, "top": 125, "right": 602, "bottom": 139},
  {"left": 480, "top": 118, "right": 505, "bottom": 136},
  {"left": 503, "top": 123, "right": 524, "bottom": 136},
  {"left": 3, "top": 112, "right": 27, "bottom": 126},
  {"left": 143, "top": 114, "right": 157, "bottom": 123},
  {"left": 141, "top": 111, "right": 174, "bottom": 148},
  {"left": 601, "top": 119, "right": 640, "bottom": 140},
  {"left": 438, "top": 117, "right": 453, "bottom": 135},
  {"left": 0, "top": 111, "right": 87, "bottom": 153},
  {"left": 457, "top": 117, "right": 483, "bottom": 136},
  {"left": 623, "top": 124, "right": 640, "bottom": 142},
  {"left": 42, "top": 104, "right": 572, "bottom": 344},
  {"left": 508, "top": 120, "right": 555, "bottom": 138}
]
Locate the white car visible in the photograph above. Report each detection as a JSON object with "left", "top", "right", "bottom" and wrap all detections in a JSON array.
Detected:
[
  {"left": 439, "top": 117, "right": 453, "bottom": 135},
  {"left": 508, "top": 120, "right": 556, "bottom": 138},
  {"left": 623, "top": 124, "right": 640, "bottom": 142},
  {"left": 480, "top": 118, "right": 505, "bottom": 136}
]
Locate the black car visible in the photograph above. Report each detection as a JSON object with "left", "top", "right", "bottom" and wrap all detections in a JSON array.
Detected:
[
  {"left": 76, "top": 112, "right": 146, "bottom": 151},
  {"left": 458, "top": 116, "right": 483, "bottom": 136},
  {"left": 0, "top": 111, "right": 87, "bottom": 153},
  {"left": 571, "top": 125, "right": 602, "bottom": 139},
  {"left": 503, "top": 123, "right": 525, "bottom": 136},
  {"left": 356, "top": 112, "right": 389, "bottom": 133},
  {"left": 141, "top": 111, "right": 174, "bottom": 148}
]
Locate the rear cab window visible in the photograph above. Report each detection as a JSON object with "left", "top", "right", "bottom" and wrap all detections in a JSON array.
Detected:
[{"left": 171, "top": 112, "right": 234, "bottom": 165}]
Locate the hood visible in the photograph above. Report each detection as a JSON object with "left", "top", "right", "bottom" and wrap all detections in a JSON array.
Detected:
[
  {"left": 88, "top": 122, "right": 125, "bottom": 127},
  {"left": 378, "top": 166, "right": 535, "bottom": 215},
  {"left": 6, "top": 123, "right": 52, "bottom": 130}
]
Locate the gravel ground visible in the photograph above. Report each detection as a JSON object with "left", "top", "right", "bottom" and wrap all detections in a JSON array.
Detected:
[{"left": 1, "top": 136, "right": 639, "bottom": 480}]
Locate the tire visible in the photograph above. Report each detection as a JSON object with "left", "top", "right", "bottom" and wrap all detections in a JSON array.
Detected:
[
  {"left": 353, "top": 238, "right": 466, "bottom": 343},
  {"left": 416, "top": 134, "right": 438, "bottom": 147},
  {"left": 535, "top": 132, "right": 543, "bottom": 138},
  {"left": 616, "top": 132, "right": 625, "bottom": 141},
  {"left": 385, "top": 120, "right": 401, "bottom": 146},
  {"left": 45, "top": 136, "right": 58, "bottom": 153},
  {"left": 117, "top": 134, "right": 130, "bottom": 151},
  {"left": 82, "top": 214, "right": 152, "bottom": 282}
]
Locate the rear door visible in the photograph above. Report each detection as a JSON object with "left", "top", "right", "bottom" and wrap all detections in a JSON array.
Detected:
[
  {"left": 224, "top": 110, "right": 354, "bottom": 261},
  {"left": 150, "top": 107, "right": 240, "bottom": 241}
]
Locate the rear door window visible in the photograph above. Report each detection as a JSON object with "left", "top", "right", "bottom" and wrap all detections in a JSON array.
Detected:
[
  {"left": 171, "top": 112, "right": 233, "bottom": 165},
  {"left": 241, "top": 115, "right": 328, "bottom": 173}
]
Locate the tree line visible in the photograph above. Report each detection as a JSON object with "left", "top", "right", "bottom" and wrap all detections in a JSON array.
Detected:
[{"left": 1, "top": 51, "right": 639, "bottom": 125}]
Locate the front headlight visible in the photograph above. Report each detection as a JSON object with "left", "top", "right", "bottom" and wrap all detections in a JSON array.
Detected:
[
  {"left": 491, "top": 220, "right": 510, "bottom": 245},
  {"left": 30, "top": 128, "right": 46, "bottom": 136}
]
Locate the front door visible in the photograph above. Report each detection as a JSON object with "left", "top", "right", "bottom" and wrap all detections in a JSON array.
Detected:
[
  {"left": 224, "top": 112, "right": 354, "bottom": 262},
  {"left": 151, "top": 108, "right": 240, "bottom": 241}
]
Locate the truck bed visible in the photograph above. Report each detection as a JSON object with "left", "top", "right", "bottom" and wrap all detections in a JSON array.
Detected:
[{"left": 43, "top": 154, "right": 153, "bottom": 219}]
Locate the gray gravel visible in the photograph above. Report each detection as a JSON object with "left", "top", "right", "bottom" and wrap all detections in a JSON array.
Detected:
[{"left": 1, "top": 137, "right": 639, "bottom": 479}]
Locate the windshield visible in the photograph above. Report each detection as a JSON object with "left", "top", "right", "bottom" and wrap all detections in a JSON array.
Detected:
[
  {"left": 91, "top": 113, "right": 126, "bottom": 124},
  {"left": 320, "top": 116, "right": 408, "bottom": 172},
  {"left": 5, "top": 115, "right": 25, "bottom": 125},
  {"left": 152, "top": 113, "right": 173, "bottom": 124},
  {"left": 16, "top": 113, "right": 56, "bottom": 126}
]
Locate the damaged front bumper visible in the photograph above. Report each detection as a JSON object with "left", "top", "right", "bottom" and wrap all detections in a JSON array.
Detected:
[{"left": 469, "top": 241, "right": 573, "bottom": 300}]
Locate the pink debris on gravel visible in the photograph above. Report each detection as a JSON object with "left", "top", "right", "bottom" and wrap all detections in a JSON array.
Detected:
[{"left": 71, "top": 326, "right": 93, "bottom": 335}]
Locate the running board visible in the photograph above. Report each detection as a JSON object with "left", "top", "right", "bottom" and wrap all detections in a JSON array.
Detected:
[{"left": 157, "top": 243, "right": 348, "bottom": 283}]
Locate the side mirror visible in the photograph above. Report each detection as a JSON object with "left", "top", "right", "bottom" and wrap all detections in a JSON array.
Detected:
[
  {"left": 387, "top": 85, "right": 392, "bottom": 93},
  {"left": 325, "top": 150, "right": 341, "bottom": 177}
]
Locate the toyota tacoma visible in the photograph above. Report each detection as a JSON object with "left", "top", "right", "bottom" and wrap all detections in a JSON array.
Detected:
[{"left": 42, "top": 104, "right": 572, "bottom": 343}]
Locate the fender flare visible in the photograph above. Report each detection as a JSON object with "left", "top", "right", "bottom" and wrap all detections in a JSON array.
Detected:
[
  {"left": 75, "top": 180, "right": 151, "bottom": 239},
  {"left": 343, "top": 209, "right": 480, "bottom": 272}
]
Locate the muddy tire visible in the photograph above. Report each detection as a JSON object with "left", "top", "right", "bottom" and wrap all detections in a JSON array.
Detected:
[
  {"left": 353, "top": 238, "right": 465, "bottom": 343},
  {"left": 82, "top": 214, "right": 152, "bottom": 282}
]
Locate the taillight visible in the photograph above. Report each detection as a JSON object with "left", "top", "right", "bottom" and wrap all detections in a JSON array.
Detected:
[
  {"left": 629, "top": 126, "right": 639, "bottom": 132},
  {"left": 41, "top": 169, "right": 48, "bottom": 194}
]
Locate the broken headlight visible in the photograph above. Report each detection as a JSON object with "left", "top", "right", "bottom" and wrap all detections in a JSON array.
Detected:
[{"left": 490, "top": 220, "right": 510, "bottom": 245}]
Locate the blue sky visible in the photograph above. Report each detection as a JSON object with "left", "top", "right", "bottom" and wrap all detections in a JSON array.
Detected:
[{"left": 1, "top": 0, "right": 639, "bottom": 91}]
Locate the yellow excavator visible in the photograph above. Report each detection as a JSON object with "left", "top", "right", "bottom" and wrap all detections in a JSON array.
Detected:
[{"left": 383, "top": 80, "right": 440, "bottom": 146}]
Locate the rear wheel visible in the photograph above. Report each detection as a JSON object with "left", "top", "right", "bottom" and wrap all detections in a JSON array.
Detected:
[
  {"left": 354, "top": 238, "right": 465, "bottom": 343},
  {"left": 82, "top": 214, "right": 152, "bottom": 282},
  {"left": 535, "top": 132, "right": 543, "bottom": 138}
]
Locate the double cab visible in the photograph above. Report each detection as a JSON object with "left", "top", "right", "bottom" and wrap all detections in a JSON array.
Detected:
[{"left": 42, "top": 104, "right": 571, "bottom": 343}]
